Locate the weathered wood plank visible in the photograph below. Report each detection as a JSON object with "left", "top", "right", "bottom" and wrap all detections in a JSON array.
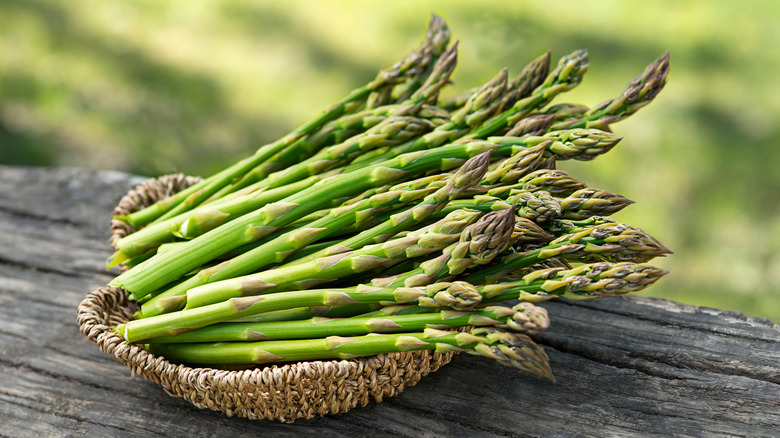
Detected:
[{"left": 0, "top": 165, "right": 778, "bottom": 437}]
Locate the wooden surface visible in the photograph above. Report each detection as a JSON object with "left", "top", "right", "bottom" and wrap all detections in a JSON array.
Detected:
[{"left": 0, "top": 165, "right": 778, "bottom": 437}]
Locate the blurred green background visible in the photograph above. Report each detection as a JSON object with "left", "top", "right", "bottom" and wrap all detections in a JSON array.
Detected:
[{"left": 2, "top": 0, "right": 778, "bottom": 321}]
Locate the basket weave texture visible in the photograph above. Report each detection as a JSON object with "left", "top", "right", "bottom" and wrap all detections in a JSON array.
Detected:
[{"left": 77, "top": 174, "right": 455, "bottom": 422}]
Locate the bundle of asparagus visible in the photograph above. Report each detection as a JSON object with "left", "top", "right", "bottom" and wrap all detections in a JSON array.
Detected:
[{"left": 109, "top": 15, "right": 671, "bottom": 381}]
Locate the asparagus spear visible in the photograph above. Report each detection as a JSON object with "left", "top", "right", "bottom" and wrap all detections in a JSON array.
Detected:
[
  {"left": 560, "top": 188, "right": 634, "bottom": 220},
  {"left": 110, "top": 129, "right": 620, "bottom": 297},
  {"left": 503, "top": 114, "right": 556, "bottom": 137},
  {"left": 486, "top": 169, "right": 588, "bottom": 198},
  {"left": 145, "top": 327, "right": 554, "bottom": 381},
  {"left": 179, "top": 209, "right": 482, "bottom": 310},
  {"left": 118, "top": 279, "right": 484, "bottom": 342},
  {"left": 490, "top": 128, "right": 622, "bottom": 162},
  {"left": 461, "top": 49, "right": 589, "bottom": 140},
  {"left": 284, "top": 152, "right": 492, "bottom": 267},
  {"left": 144, "top": 302, "right": 549, "bottom": 343},
  {"left": 115, "top": 16, "right": 451, "bottom": 229},
  {"left": 108, "top": 171, "right": 339, "bottom": 265},
  {"left": 137, "top": 153, "right": 490, "bottom": 318},
  {"left": 551, "top": 51, "right": 671, "bottom": 131},
  {"left": 432, "top": 189, "right": 562, "bottom": 225},
  {"left": 212, "top": 104, "right": 451, "bottom": 200},
  {"left": 465, "top": 221, "right": 672, "bottom": 285},
  {"left": 344, "top": 67, "right": 510, "bottom": 170},
  {"left": 478, "top": 261, "right": 669, "bottom": 304},
  {"left": 375, "top": 210, "right": 546, "bottom": 288},
  {"left": 118, "top": 260, "right": 666, "bottom": 343}
]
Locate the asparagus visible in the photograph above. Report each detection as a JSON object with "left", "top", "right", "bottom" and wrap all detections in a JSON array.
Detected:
[
  {"left": 250, "top": 45, "right": 458, "bottom": 192},
  {"left": 115, "top": 16, "right": 451, "bottom": 229},
  {"left": 432, "top": 189, "right": 562, "bottom": 225},
  {"left": 108, "top": 171, "right": 338, "bottom": 265},
  {"left": 342, "top": 66, "right": 510, "bottom": 171},
  {"left": 118, "top": 280, "right": 485, "bottom": 342},
  {"left": 111, "top": 128, "right": 618, "bottom": 298},
  {"left": 375, "top": 210, "right": 542, "bottom": 288},
  {"left": 503, "top": 114, "right": 556, "bottom": 137},
  {"left": 560, "top": 188, "right": 634, "bottom": 220},
  {"left": 440, "top": 50, "right": 551, "bottom": 115},
  {"left": 109, "top": 139, "right": 501, "bottom": 297},
  {"left": 482, "top": 143, "right": 548, "bottom": 185},
  {"left": 179, "top": 209, "right": 482, "bottom": 310},
  {"left": 478, "top": 261, "right": 669, "bottom": 304},
  {"left": 551, "top": 51, "right": 671, "bottom": 131},
  {"left": 145, "top": 327, "right": 554, "bottom": 380},
  {"left": 228, "top": 303, "right": 383, "bottom": 324},
  {"left": 490, "top": 128, "right": 622, "bottom": 161},
  {"left": 118, "top": 260, "right": 666, "bottom": 344},
  {"left": 137, "top": 153, "right": 490, "bottom": 318},
  {"left": 461, "top": 49, "right": 589, "bottom": 140},
  {"left": 214, "top": 104, "right": 450, "bottom": 199},
  {"left": 284, "top": 151, "right": 492, "bottom": 266},
  {"left": 366, "top": 15, "right": 451, "bottom": 108},
  {"left": 487, "top": 168, "right": 588, "bottom": 198},
  {"left": 465, "top": 221, "right": 672, "bottom": 284},
  {"left": 144, "top": 302, "right": 549, "bottom": 343}
]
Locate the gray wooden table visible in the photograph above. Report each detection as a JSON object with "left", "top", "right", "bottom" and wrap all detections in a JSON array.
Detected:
[{"left": 1, "top": 165, "right": 778, "bottom": 437}]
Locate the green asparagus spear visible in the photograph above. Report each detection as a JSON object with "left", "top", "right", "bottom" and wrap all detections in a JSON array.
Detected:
[
  {"left": 144, "top": 302, "right": 549, "bottom": 343},
  {"left": 115, "top": 15, "right": 451, "bottom": 229},
  {"left": 465, "top": 221, "right": 672, "bottom": 284},
  {"left": 551, "top": 51, "right": 671, "bottom": 130},
  {"left": 137, "top": 153, "right": 490, "bottom": 318},
  {"left": 145, "top": 327, "right": 554, "bottom": 381}
]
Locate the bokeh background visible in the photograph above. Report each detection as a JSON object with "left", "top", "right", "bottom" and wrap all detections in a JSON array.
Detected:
[{"left": 2, "top": 0, "right": 778, "bottom": 321}]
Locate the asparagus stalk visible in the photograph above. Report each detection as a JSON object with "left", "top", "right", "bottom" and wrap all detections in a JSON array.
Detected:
[
  {"left": 179, "top": 209, "right": 482, "bottom": 310},
  {"left": 344, "top": 67, "right": 510, "bottom": 170},
  {"left": 144, "top": 302, "right": 549, "bottom": 343},
  {"left": 486, "top": 169, "right": 588, "bottom": 198},
  {"left": 489, "top": 128, "right": 622, "bottom": 162},
  {"left": 366, "top": 14, "right": 451, "bottom": 108},
  {"left": 560, "top": 188, "right": 634, "bottom": 220},
  {"left": 465, "top": 221, "right": 672, "bottom": 284},
  {"left": 284, "top": 151, "right": 492, "bottom": 266},
  {"left": 375, "top": 210, "right": 547, "bottom": 288},
  {"left": 212, "top": 104, "right": 450, "bottom": 200},
  {"left": 478, "top": 261, "right": 669, "bottom": 304},
  {"left": 145, "top": 327, "right": 554, "bottom": 381},
  {"left": 137, "top": 154, "right": 490, "bottom": 318},
  {"left": 432, "top": 189, "right": 561, "bottom": 225},
  {"left": 118, "top": 260, "right": 666, "bottom": 343},
  {"left": 118, "top": 279, "right": 484, "bottom": 342},
  {"left": 115, "top": 16, "right": 451, "bottom": 229},
  {"left": 108, "top": 172, "right": 337, "bottom": 265},
  {"left": 227, "top": 303, "right": 383, "bottom": 324},
  {"left": 482, "top": 143, "right": 548, "bottom": 186},
  {"left": 110, "top": 129, "right": 620, "bottom": 297},
  {"left": 503, "top": 114, "right": 556, "bottom": 137},
  {"left": 551, "top": 51, "right": 671, "bottom": 131},
  {"left": 461, "top": 49, "right": 589, "bottom": 140}
]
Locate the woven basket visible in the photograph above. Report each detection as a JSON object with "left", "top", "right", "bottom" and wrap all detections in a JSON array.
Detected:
[{"left": 77, "top": 174, "right": 456, "bottom": 422}]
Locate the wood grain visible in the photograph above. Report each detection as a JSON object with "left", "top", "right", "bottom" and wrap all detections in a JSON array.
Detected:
[{"left": 0, "top": 165, "right": 777, "bottom": 437}]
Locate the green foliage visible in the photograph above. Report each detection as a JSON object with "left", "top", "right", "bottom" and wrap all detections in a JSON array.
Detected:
[{"left": 1, "top": 0, "right": 778, "bottom": 321}]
